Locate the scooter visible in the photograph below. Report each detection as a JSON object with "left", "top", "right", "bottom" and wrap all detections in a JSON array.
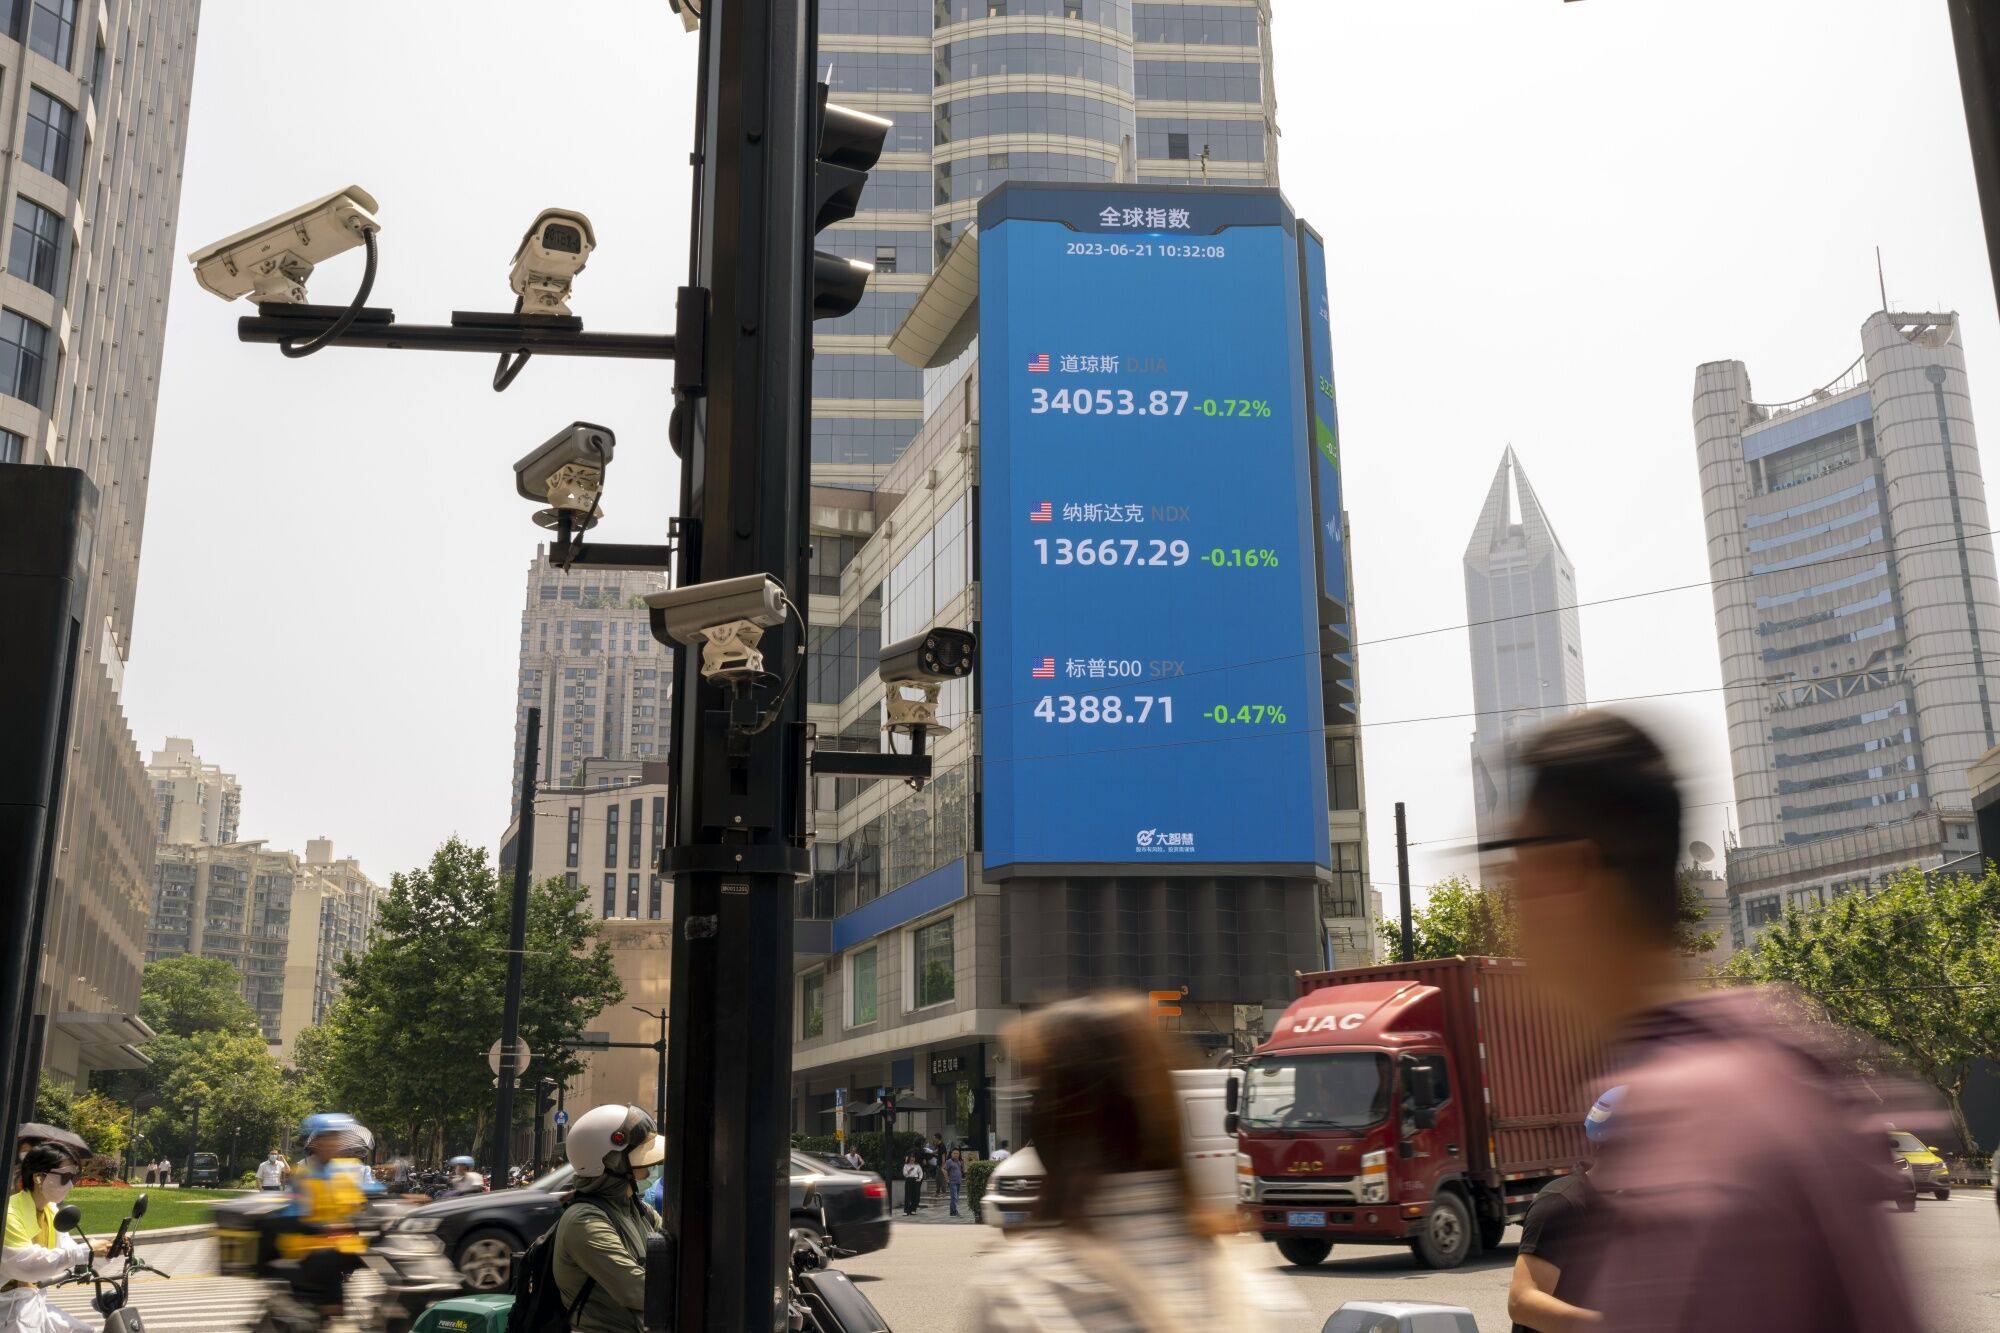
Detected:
[
  {"left": 49, "top": 1192, "right": 171, "bottom": 1333},
  {"left": 787, "top": 1227, "right": 889, "bottom": 1333}
]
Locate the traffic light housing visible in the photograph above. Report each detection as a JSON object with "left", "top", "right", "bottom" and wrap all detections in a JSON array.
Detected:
[
  {"left": 811, "top": 85, "right": 890, "bottom": 320},
  {"left": 536, "top": 1078, "right": 558, "bottom": 1117}
]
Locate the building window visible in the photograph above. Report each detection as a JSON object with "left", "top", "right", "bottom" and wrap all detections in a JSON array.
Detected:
[
  {"left": 9, "top": 196, "right": 64, "bottom": 297},
  {"left": 566, "top": 808, "right": 580, "bottom": 869},
  {"left": 605, "top": 805, "right": 619, "bottom": 866},
  {"left": 801, "top": 971, "right": 825, "bottom": 1039},
  {"left": 1323, "top": 842, "right": 1363, "bottom": 919},
  {"left": 603, "top": 875, "right": 618, "bottom": 919},
  {"left": 648, "top": 875, "right": 663, "bottom": 920},
  {"left": 23, "top": 88, "right": 76, "bottom": 183},
  {"left": 89, "top": 34, "right": 103, "bottom": 98},
  {"left": 1167, "top": 131, "right": 1190, "bottom": 160},
  {"left": 627, "top": 873, "right": 640, "bottom": 919},
  {"left": 651, "top": 796, "right": 666, "bottom": 868},
  {"left": 874, "top": 244, "right": 897, "bottom": 274},
  {"left": 0, "top": 309, "right": 49, "bottom": 407},
  {"left": 913, "top": 916, "right": 953, "bottom": 1008},
  {"left": 1329, "top": 737, "right": 1359, "bottom": 811},
  {"left": 629, "top": 797, "right": 643, "bottom": 868},
  {"left": 1744, "top": 894, "right": 1782, "bottom": 927},
  {"left": 849, "top": 947, "right": 877, "bottom": 1027},
  {"left": 564, "top": 871, "right": 578, "bottom": 890},
  {"left": 0, "top": 427, "right": 21, "bottom": 463},
  {"left": 26, "top": 0, "right": 75, "bottom": 68}
]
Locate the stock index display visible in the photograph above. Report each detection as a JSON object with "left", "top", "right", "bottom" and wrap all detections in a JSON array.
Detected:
[{"left": 978, "top": 185, "right": 1333, "bottom": 872}]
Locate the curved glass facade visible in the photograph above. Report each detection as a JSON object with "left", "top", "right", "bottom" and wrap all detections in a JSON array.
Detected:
[
  {"left": 935, "top": 90, "right": 1132, "bottom": 146},
  {"left": 935, "top": 32, "right": 1132, "bottom": 86},
  {"left": 936, "top": 0, "right": 1131, "bottom": 24},
  {"left": 934, "top": 150, "right": 1117, "bottom": 204}
]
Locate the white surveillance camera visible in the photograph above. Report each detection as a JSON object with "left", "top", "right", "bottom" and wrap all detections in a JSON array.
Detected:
[
  {"left": 187, "top": 186, "right": 380, "bottom": 305},
  {"left": 516, "top": 422, "right": 615, "bottom": 531},
  {"left": 509, "top": 208, "right": 597, "bottom": 316},
  {"left": 646, "top": 575, "right": 789, "bottom": 682},
  {"left": 879, "top": 628, "right": 976, "bottom": 686},
  {"left": 879, "top": 628, "right": 975, "bottom": 734}
]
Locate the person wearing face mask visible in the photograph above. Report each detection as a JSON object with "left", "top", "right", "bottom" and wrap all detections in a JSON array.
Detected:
[
  {"left": 552, "top": 1105, "right": 664, "bottom": 1333},
  {"left": 1, "top": 1143, "right": 109, "bottom": 1333}
]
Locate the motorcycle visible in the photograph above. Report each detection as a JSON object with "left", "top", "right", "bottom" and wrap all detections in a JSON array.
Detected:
[
  {"left": 786, "top": 1227, "right": 888, "bottom": 1333},
  {"left": 248, "top": 1197, "right": 460, "bottom": 1333},
  {"left": 48, "top": 1192, "right": 171, "bottom": 1333}
]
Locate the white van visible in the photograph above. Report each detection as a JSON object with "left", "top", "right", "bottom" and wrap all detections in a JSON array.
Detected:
[{"left": 982, "top": 1068, "right": 1238, "bottom": 1230}]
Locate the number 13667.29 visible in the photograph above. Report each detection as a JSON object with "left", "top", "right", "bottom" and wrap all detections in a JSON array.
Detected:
[{"left": 1034, "top": 538, "right": 1190, "bottom": 567}]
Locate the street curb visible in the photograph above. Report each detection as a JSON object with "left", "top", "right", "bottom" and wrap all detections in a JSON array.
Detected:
[{"left": 85, "top": 1223, "right": 215, "bottom": 1245}]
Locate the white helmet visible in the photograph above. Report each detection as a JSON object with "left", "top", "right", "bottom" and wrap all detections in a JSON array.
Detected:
[{"left": 566, "top": 1104, "right": 665, "bottom": 1179}]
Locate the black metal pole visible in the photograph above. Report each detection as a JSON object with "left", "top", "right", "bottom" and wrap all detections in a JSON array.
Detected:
[
  {"left": 532, "top": 1081, "right": 548, "bottom": 1174},
  {"left": 662, "top": 0, "right": 814, "bottom": 1325},
  {"left": 1396, "top": 801, "right": 1414, "bottom": 963},
  {"left": 633, "top": 1007, "right": 668, "bottom": 1134},
  {"left": 494, "top": 706, "right": 541, "bottom": 1189},
  {"left": 1949, "top": 0, "right": 2000, "bottom": 318}
]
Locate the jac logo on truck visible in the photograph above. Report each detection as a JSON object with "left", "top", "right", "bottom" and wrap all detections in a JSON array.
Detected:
[
  {"left": 1289, "top": 1013, "right": 1366, "bottom": 1034},
  {"left": 1285, "top": 1161, "right": 1324, "bottom": 1172}
]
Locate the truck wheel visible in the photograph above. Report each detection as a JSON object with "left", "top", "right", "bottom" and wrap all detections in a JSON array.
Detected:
[
  {"left": 1411, "top": 1193, "right": 1473, "bottom": 1270},
  {"left": 1275, "top": 1238, "right": 1332, "bottom": 1267},
  {"left": 1932, "top": 1186, "right": 1950, "bottom": 1201},
  {"left": 1478, "top": 1214, "right": 1507, "bottom": 1251}
]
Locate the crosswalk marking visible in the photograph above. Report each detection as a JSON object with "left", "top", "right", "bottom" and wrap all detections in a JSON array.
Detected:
[{"left": 45, "top": 1271, "right": 391, "bottom": 1332}]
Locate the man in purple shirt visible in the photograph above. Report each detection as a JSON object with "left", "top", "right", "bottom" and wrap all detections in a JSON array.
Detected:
[{"left": 1501, "top": 711, "right": 1920, "bottom": 1333}]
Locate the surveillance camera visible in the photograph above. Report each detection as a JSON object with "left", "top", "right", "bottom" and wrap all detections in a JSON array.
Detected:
[
  {"left": 646, "top": 574, "right": 789, "bottom": 681},
  {"left": 879, "top": 628, "right": 976, "bottom": 686},
  {"left": 515, "top": 422, "right": 615, "bottom": 529},
  {"left": 187, "top": 186, "right": 380, "bottom": 305},
  {"left": 509, "top": 208, "right": 597, "bottom": 316}
]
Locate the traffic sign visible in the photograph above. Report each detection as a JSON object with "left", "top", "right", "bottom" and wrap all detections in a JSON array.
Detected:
[
  {"left": 553, "top": 1109, "right": 569, "bottom": 1129},
  {"left": 833, "top": 1088, "right": 844, "bottom": 1108},
  {"left": 488, "top": 1038, "right": 533, "bottom": 1077}
]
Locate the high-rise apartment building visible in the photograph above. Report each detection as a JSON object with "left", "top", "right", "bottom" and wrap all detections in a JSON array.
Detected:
[
  {"left": 1696, "top": 311, "right": 1999, "bottom": 940},
  {"left": 147, "top": 837, "right": 380, "bottom": 1052},
  {"left": 8, "top": 0, "right": 202, "bottom": 1085},
  {"left": 1463, "top": 448, "right": 1585, "bottom": 864},
  {"left": 146, "top": 737, "right": 242, "bottom": 846},
  {"left": 785, "top": 4, "right": 1361, "bottom": 1151},
  {"left": 510, "top": 549, "right": 672, "bottom": 813}
]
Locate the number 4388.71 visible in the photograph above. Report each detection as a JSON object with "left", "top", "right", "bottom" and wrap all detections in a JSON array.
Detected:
[{"left": 1032, "top": 695, "right": 1173, "bottom": 724}]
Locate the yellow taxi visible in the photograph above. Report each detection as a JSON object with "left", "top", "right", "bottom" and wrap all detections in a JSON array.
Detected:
[{"left": 1887, "top": 1130, "right": 1949, "bottom": 1201}]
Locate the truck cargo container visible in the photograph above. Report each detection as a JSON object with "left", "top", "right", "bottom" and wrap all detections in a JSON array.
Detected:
[{"left": 1231, "top": 957, "right": 1607, "bottom": 1269}]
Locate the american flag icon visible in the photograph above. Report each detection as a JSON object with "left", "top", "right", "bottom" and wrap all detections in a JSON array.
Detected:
[
  {"left": 1027, "top": 353, "right": 1051, "bottom": 374},
  {"left": 1030, "top": 657, "right": 1056, "bottom": 679},
  {"left": 1028, "top": 501, "right": 1053, "bottom": 523}
]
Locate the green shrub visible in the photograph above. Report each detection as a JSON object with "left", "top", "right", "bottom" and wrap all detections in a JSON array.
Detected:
[{"left": 965, "top": 1159, "right": 995, "bottom": 1210}]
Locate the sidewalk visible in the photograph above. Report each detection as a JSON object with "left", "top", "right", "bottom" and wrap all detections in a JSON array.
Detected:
[{"left": 893, "top": 1191, "right": 981, "bottom": 1225}]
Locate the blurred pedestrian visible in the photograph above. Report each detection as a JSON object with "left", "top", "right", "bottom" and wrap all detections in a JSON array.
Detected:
[
  {"left": 944, "top": 1149, "right": 965, "bottom": 1217},
  {"left": 900, "top": 1155, "right": 922, "bottom": 1216},
  {"left": 1507, "top": 711, "right": 1920, "bottom": 1333},
  {"left": 143, "top": 1160, "right": 156, "bottom": 1186},
  {"left": 992, "top": 1140, "right": 1012, "bottom": 1163},
  {"left": 256, "top": 1149, "right": 287, "bottom": 1191},
  {"left": 975, "top": 994, "right": 1300, "bottom": 1331},
  {"left": 157, "top": 1157, "right": 171, "bottom": 1188}
]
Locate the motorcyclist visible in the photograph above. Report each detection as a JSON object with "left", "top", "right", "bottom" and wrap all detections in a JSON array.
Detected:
[
  {"left": 1507, "top": 1086, "right": 1620, "bottom": 1332},
  {"left": 269, "top": 1113, "right": 383, "bottom": 1312},
  {"left": 552, "top": 1105, "right": 663, "bottom": 1333},
  {"left": 0, "top": 1143, "right": 108, "bottom": 1333},
  {"left": 443, "top": 1156, "right": 485, "bottom": 1196}
]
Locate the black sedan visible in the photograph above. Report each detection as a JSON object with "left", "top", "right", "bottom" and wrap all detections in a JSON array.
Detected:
[{"left": 390, "top": 1154, "right": 889, "bottom": 1291}]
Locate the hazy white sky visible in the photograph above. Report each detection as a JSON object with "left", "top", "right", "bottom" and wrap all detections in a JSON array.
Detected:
[{"left": 125, "top": 0, "right": 1998, "bottom": 902}]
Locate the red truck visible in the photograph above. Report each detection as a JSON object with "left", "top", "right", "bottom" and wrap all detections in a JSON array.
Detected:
[{"left": 1230, "top": 956, "right": 1607, "bottom": 1270}]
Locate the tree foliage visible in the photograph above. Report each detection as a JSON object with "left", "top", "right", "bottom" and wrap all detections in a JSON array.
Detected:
[
  {"left": 1721, "top": 868, "right": 2000, "bottom": 1152},
  {"left": 30, "top": 1081, "right": 129, "bottom": 1165},
  {"left": 1380, "top": 869, "right": 1719, "bottom": 962},
  {"left": 292, "top": 837, "right": 625, "bottom": 1160},
  {"left": 1378, "top": 875, "right": 1518, "bottom": 959}
]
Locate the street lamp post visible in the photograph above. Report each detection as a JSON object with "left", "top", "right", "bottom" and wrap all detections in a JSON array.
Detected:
[{"left": 632, "top": 1007, "right": 668, "bottom": 1135}]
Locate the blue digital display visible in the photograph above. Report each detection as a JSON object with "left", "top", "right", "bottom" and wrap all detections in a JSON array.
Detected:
[
  {"left": 1300, "top": 225, "right": 1348, "bottom": 623},
  {"left": 977, "top": 185, "right": 1332, "bottom": 871}
]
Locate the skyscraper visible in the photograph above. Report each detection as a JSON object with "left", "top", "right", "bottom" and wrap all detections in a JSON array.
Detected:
[
  {"left": 7, "top": 0, "right": 202, "bottom": 1085},
  {"left": 813, "top": 0, "right": 1279, "bottom": 488},
  {"left": 787, "top": 4, "right": 1352, "bottom": 1150},
  {"left": 147, "top": 738, "right": 242, "bottom": 847},
  {"left": 1695, "top": 311, "right": 1998, "bottom": 941},
  {"left": 510, "top": 549, "right": 673, "bottom": 813},
  {"left": 1462, "top": 448, "right": 1585, "bottom": 862}
]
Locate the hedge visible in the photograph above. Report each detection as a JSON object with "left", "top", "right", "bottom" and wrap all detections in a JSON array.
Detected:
[{"left": 965, "top": 1159, "right": 995, "bottom": 1210}]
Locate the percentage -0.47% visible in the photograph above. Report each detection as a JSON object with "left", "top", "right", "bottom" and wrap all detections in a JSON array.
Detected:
[{"left": 1204, "top": 704, "right": 1289, "bottom": 725}]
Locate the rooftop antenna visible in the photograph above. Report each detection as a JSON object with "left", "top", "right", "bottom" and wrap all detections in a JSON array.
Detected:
[{"left": 1876, "top": 246, "right": 1888, "bottom": 314}]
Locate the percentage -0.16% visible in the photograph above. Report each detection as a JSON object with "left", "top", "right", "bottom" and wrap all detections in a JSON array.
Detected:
[
  {"left": 1200, "top": 547, "right": 1280, "bottom": 569},
  {"left": 1204, "top": 704, "right": 1289, "bottom": 725}
]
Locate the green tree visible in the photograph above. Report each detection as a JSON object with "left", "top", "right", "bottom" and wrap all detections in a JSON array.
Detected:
[
  {"left": 293, "top": 837, "right": 624, "bottom": 1159},
  {"left": 138, "top": 955, "right": 262, "bottom": 1038},
  {"left": 1380, "top": 870, "right": 1720, "bottom": 962},
  {"left": 1721, "top": 868, "right": 2000, "bottom": 1151},
  {"left": 1378, "top": 875, "right": 1517, "bottom": 959}
]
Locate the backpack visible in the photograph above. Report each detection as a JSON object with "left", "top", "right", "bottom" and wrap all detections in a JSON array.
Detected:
[{"left": 506, "top": 1196, "right": 606, "bottom": 1333}]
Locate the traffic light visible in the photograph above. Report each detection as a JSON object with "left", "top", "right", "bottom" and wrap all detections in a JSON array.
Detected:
[
  {"left": 536, "top": 1078, "right": 558, "bottom": 1118},
  {"left": 1148, "top": 989, "right": 1184, "bottom": 1022},
  {"left": 811, "top": 85, "right": 890, "bottom": 320}
]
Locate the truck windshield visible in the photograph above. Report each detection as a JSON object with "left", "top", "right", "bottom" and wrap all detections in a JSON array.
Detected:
[{"left": 1239, "top": 1053, "right": 1390, "bottom": 1131}]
